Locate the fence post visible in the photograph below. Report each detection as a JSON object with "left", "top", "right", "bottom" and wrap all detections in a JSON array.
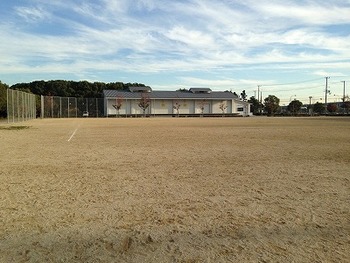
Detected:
[
  {"left": 96, "top": 98, "right": 98, "bottom": 118},
  {"left": 25, "top": 92, "right": 27, "bottom": 120},
  {"left": 7, "top": 89, "right": 9, "bottom": 123},
  {"left": 41, "top": 95, "right": 43, "bottom": 118},
  {"left": 12, "top": 90, "right": 14, "bottom": 122},
  {"left": 22, "top": 91, "right": 24, "bottom": 121}
]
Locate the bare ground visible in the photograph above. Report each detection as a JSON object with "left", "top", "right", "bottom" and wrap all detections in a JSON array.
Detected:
[{"left": 0, "top": 117, "right": 349, "bottom": 262}]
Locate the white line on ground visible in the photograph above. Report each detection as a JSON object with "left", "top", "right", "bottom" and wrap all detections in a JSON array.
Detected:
[{"left": 68, "top": 128, "right": 78, "bottom": 142}]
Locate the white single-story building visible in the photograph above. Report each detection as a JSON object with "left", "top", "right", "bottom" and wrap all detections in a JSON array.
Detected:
[{"left": 103, "top": 87, "right": 251, "bottom": 117}]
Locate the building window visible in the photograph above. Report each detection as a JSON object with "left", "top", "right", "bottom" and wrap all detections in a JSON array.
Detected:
[{"left": 237, "top": 107, "right": 244, "bottom": 112}]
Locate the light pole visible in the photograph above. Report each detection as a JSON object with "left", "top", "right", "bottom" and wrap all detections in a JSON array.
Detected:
[
  {"left": 341, "top": 81, "right": 346, "bottom": 102},
  {"left": 309, "top": 96, "right": 313, "bottom": 116},
  {"left": 325, "top": 77, "right": 330, "bottom": 105}
]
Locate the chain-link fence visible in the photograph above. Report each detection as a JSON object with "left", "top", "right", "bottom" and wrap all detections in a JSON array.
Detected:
[
  {"left": 6, "top": 90, "right": 105, "bottom": 122},
  {"left": 7, "top": 89, "right": 37, "bottom": 123},
  {"left": 41, "top": 96, "right": 104, "bottom": 118}
]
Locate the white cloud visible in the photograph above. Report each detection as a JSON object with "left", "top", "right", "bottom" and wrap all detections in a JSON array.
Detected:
[
  {"left": 166, "top": 26, "right": 216, "bottom": 50},
  {"left": 1, "top": 0, "right": 349, "bottom": 102},
  {"left": 313, "top": 70, "right": 347, "bottom": 77},
  {"left": 14, "top": 6, "right": 49, "bottom": 22},
  {"left": 249, "top": 0, "right": 350, "bottom": 26}
]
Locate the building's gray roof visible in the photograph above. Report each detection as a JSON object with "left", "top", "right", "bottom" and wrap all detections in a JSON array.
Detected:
[{"left": 103, "top": 89, "right": 239, "bottom": 100}]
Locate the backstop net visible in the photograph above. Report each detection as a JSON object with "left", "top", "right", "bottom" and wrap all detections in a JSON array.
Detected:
[
  {"left": 7, "top": 89, "right": 37, "bottom": 123},
  {"left": 41, "top": 96, "right": 104, "bottom": 118}
]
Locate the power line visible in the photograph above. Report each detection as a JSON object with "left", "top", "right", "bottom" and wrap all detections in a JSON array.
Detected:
[
  {"left": 247, "top": 76, "right": 349, "bottom": 103},
  {"left": 263, "top": 84, "right": 323, "bottom": 93},
  {"left": 260, "top": 77, "right": 324, "bottom": 87}
]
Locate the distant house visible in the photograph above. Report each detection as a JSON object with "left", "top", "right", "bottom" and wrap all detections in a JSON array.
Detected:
[{"left": 103, "top": 87, "right": 251, "bottom": 117}]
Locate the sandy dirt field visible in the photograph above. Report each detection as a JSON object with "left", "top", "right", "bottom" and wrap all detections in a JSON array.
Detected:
[{"left": 0, "top": 117, "right": 349, "bottom": 262}]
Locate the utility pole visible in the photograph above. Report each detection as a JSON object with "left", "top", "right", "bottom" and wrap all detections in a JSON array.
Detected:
[
  {"left": 260, "top": 90, "right": 263, "bottom": 114},
  {"left": 341, "top": 81, "right": 347, "bottom": 114},
  {"left": 341, "top": 81, "right": 346, "bottom": 102},
  {"left": 325, "top": 77, "right": 330, "bottom": 105},
  {"left": 257, "top": 85, "right": 261, "bottom": 114},
  {"left": 309, "top": 96, "right": 313, "bottom": 116}
]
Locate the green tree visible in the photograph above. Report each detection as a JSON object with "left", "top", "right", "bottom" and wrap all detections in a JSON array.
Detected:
[
  {"left": 240, "top": 90, "right": 247, "bottom": 101},
  {"left": 11, "top": 80, "right": 147, "bottom": 98},
  {"left": 248, "top": 96, "right": 260, "bottom": 115},
  {"left": 0, "top": 81, "right": 9, "bottom": 118},
  {"left": 288, "top": 100, "right": 303, "bottom": 115},
  {"left": 327, "top": 103, "right": 338, "bottom": 114},
  {"left": 264, "top": 95, "right": 280, "bottom": 116},
  {"left": 313, "top": 102, "right": 325, "bottom": 114},
  {"left": 340, "top": 101, "right": 350, "bottom": 114}
]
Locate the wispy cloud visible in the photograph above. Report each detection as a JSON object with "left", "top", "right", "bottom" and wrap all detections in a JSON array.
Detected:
[
  {"left": 249, "top": 0, "right": 350, "bottom": 26},
  {"left": 1, "top": 0, "right": 349, "bottom": 102},
  {"left": 14, "top": 6, "right": 49, "bottom": 22}
]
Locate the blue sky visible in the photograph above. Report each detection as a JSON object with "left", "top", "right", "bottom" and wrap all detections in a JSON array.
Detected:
[{"left": 1, "top": 0, "right": 349, "bottom": 104}]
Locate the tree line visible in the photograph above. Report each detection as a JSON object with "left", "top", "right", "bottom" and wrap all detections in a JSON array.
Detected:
[
  {"left": 10, "top": 80, "right": 147, "bottom": 98},
  {"left": 249, "top": 95, "right": 350, "bottom": 116},
  {"left": 0, "top": 81, "right": 8, "bottom": 118}
]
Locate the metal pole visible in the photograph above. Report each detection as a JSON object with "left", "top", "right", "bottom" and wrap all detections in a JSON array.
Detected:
[
  {"left": 26, "top": 92, "right": 28, "bottom": 121},
  {"left": 341, "top": 81, "right": 346, "bottom": 102},
  {"left": 51, "top": 96, "right": 53, "bottom": 118},
  {"left": 17, "top": 91, "right": 20, "bottom": 122},
  {"left": 341, "top": 81, "right": 346, "bottom": 114},
  {"left": 12, "top": 89, "right": 14, "bottom": 123},
  {"left": 96, "top": 98, "right": 98, "bottom": 118},
  {"left": 325, "top": 77, "right": 330, "bottom": 105},
  {"left": 260, "top": 91, "right": 263, "bottom": 114},
  {"left": 41, "top": 95, "right": 43, "bottom": 119},
  {"left": 6, "top": 89, "right": 9, "bottom": 123},
  {"left": 22, "top": 92, "right": 24, "bottom": 121},
  {"left": 25, "top": 93, "right": 28, "bottom": 121},
  {"left": 59, "top": 97, "right": 61, "bottom": 118}
]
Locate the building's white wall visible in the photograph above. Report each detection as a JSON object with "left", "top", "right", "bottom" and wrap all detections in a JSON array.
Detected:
[
  {"left": 106, "top": 98, "right": 250, "bottom": 116},
  {"left": 130, "top": 100, "right": 151, "bottom": 115},
  {"left": 212, "top": 100, "right": 222, "bottom": 113},
  {"left": 227, "top": 100, "right": 233, "bottom": 113},
  {"left": 107, "top": 99, "right": 115, "bottom": 115},
  {"left": 212, "top": 100, "right": 233, "bottom": 114},
  {"left": 194, "top": 100, "right": 211, "bottom": 114},
  {"left": 177, "top": 100, "right": 193, "bottom": 114},
  {"left": 233, "top": 100, "right": 250, "bottom": 116},
  {"left": 107, "top": 99, "right": 130, "bottom": 115},
  {"left": 152, "top": 99, "right": 173, "bottom": 114}
]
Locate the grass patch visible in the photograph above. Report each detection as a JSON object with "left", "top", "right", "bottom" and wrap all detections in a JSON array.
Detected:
[{"left": 0, "top": 126, "right": 31, "bottom": 130}]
